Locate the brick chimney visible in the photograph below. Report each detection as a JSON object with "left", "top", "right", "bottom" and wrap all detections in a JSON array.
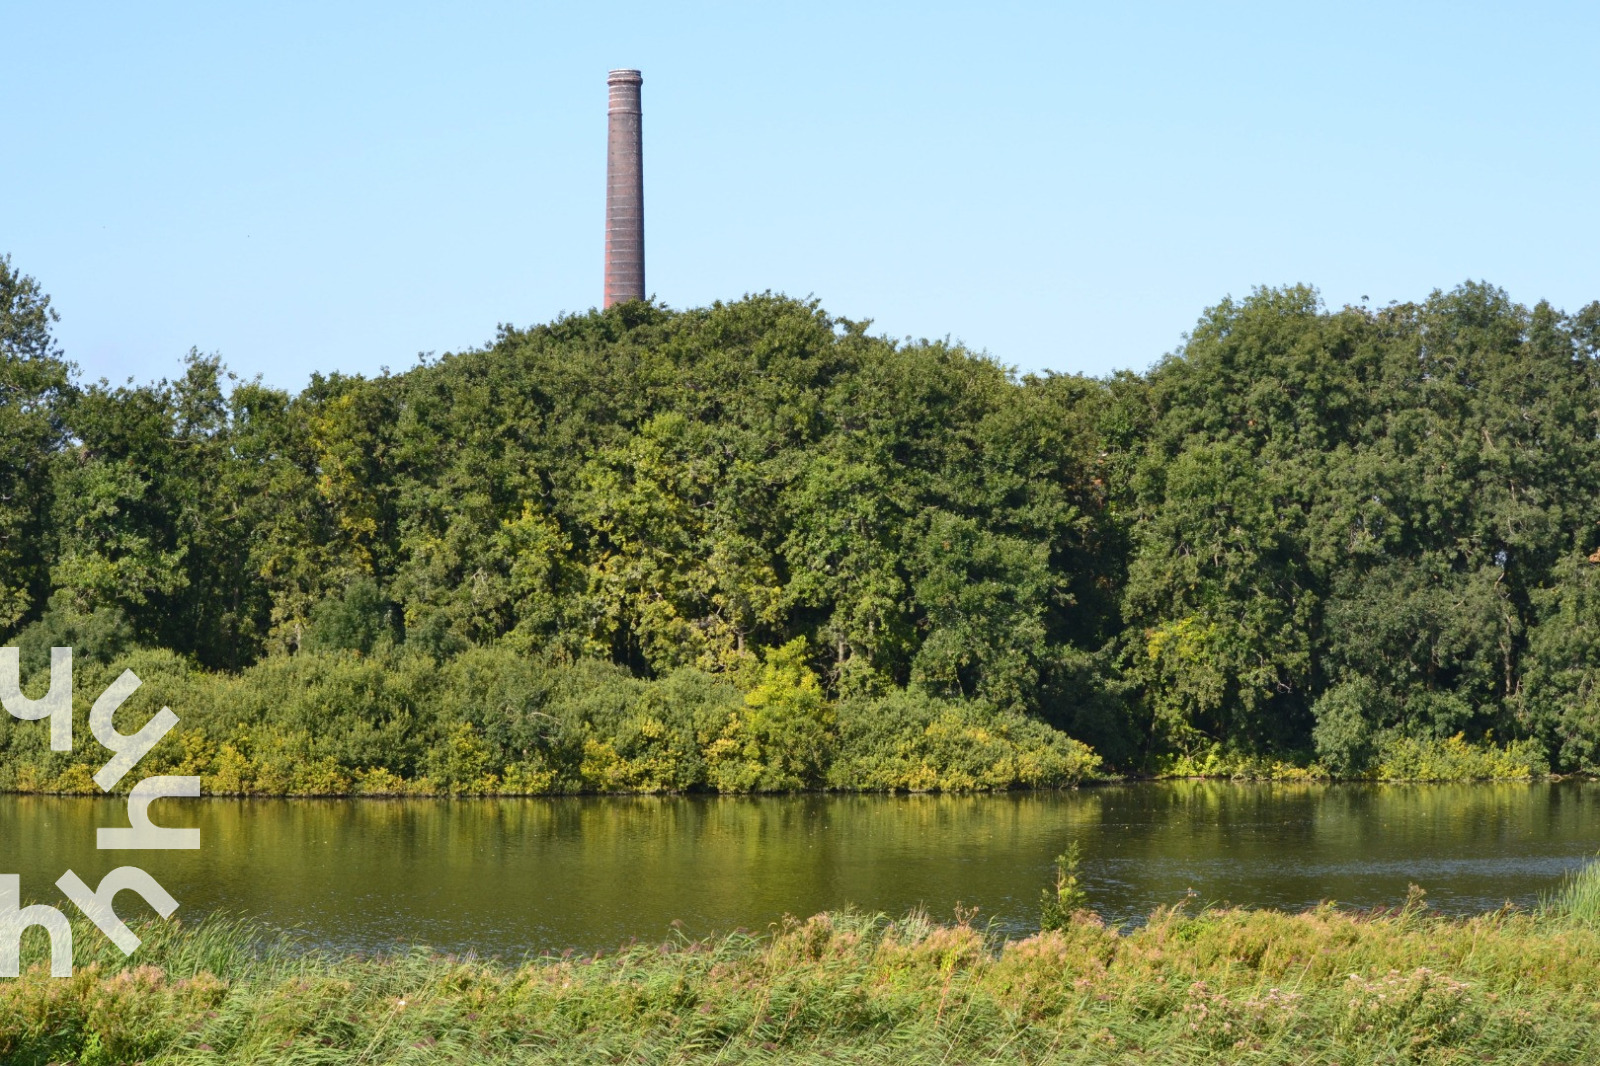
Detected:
[{"left": 604, "top": 69, "right": 644, "bottom": 307}]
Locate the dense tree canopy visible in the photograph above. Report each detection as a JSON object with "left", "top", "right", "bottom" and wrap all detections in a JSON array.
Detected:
[{"left": 4, "top": 255, "right": 1600, "bottom": 788}]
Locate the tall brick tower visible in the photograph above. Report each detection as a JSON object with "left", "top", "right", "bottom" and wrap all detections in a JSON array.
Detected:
[{"left": 604, "top": 69, "right": 644, "bottom": 307}]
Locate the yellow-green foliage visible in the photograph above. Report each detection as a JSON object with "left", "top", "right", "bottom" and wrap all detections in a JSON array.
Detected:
[
  {"left": 1154, "top": 735, "right": 1548, "bottom": 783},
  {"left": 1371, "top": 732, "right": 1547, "bottom": 782},
  {"left": 705, "top": 638, "right": 834, "bottom": 792},
  {"left": 830, "top": 688, "right": 1101, "bottom": 790},
  {"left": 1155, "top": 743, "right": 1327, "bottom": 781},
  {"left": 9, "top": 902, "right": 1600, "bottom": 1063}
]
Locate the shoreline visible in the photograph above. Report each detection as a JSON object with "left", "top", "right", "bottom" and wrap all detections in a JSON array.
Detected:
[{"left": 0, "top": 772, "right": 1579, "bottom": 800}]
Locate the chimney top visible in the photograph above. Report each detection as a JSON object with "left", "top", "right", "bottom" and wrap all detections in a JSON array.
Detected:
[{"left": 608, "top": 69, "right": 643, "bottom": 85}]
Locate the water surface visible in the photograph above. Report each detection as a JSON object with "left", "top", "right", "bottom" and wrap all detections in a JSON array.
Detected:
[{"left": 4, "top": 782, "right": 1597, "bottom": 955}]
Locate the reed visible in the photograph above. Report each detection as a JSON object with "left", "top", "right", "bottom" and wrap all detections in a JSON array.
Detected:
[
  {"left": 1540, "top": 855, "right": 1600, "bottom": 928},
  {"left": 5, "top": 899, "right": 1600, "bottom": 1064}
]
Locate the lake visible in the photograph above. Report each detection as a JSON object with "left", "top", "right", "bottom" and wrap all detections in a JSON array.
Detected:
[{"left": 4, "top": 781, "right": 1598, "bottom": 956}]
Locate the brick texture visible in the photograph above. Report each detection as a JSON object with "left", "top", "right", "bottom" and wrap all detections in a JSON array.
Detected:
[{"left": 604, "top": 70, "right": 644, "bottom": 308}]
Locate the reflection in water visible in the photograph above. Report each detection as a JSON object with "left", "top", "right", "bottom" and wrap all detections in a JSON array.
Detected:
[{"left": 2, "top": 782, "right": 1598, "bottom": 955}]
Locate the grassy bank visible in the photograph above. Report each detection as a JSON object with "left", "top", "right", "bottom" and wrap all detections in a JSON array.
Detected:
[{"left": 9, "top": 874, "right": 1600, "bottom": 1065}]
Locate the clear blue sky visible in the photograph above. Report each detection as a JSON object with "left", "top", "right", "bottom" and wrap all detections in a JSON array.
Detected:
[{"left": 6, "top": 1, "right": 1597, "bottom": 390}]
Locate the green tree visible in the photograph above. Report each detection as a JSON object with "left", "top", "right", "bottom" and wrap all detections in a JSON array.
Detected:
[{"left": 0, "top": 256, "right": 74, "bottom": 636}]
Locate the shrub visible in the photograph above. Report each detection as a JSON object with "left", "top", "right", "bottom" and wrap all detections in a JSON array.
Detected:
[
  {"left": 1371, "top": 732, "right": 1547, "bottom": 782},
  {"left": 829, "top": 688, "right": 1100, "bottom": 791}
]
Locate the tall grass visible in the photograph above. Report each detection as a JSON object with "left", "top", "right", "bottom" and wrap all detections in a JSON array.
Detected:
[
  {"left": 1540, "top": 855, "right": 1600, "bottom": 927},
  {"left": 7, "top": 896, "right": 1600, "bottom": 1064}
]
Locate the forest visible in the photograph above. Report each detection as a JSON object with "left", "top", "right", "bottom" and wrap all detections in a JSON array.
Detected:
[{"left": 3, "top": 253, "right": 1598, "bottom": 792}]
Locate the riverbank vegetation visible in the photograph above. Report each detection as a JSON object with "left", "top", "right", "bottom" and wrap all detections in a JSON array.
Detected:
[
  {"left": 0, "top": 641, "right": 1100, "bottom": 795},
  {"left": 5, "top": 254, "right": 1600, "bottom": 789},
  {"left": 8, "top": 874, "right": 1600, "bottom": 1064}
]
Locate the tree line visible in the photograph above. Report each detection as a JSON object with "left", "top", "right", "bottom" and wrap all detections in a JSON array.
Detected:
[{"left": 3, "top": 252, "right": 1597, "bottom": 790}]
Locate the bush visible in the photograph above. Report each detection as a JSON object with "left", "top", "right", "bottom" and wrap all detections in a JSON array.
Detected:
[
  {"left": 1311, "top": 678, "right": 1380, "bottom": 777},
  {"left": 829, "top": 688, "right": 1100, "bottom": 791},
  {"left": 0, "top": 637, "right": 1111, "bottom": 796},
  {"left": 1370, "top": 732, "right": 1547, "bottom": 782}
]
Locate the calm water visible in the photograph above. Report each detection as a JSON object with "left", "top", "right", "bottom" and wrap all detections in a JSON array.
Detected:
[{"left": 4, "top": 782, "right": 1599, "bottom": 956}]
